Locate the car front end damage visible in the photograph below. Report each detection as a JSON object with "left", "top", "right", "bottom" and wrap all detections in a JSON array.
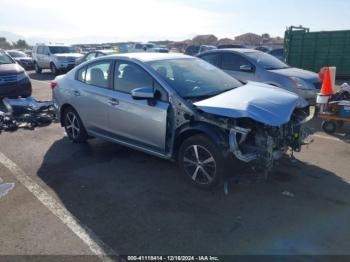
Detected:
[
  {"left": 190, "top": 82, "right": 315, "bottom": 173},
  {"left": 227, "top": 106, "right": 314, "bottom": 171}
]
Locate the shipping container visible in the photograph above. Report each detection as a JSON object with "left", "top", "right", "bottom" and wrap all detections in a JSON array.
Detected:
[{"left": 284, "top": 26, "right": 350, "bottom": 78}]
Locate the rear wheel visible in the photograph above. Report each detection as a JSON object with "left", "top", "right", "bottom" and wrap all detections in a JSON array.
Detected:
[
  {"left": 63, "top": 107, "right": 88, "bottom": 143},
  {"left": 34, "top": 62, "right": 42, "bottom": 74},
  {"left": 322, "top": 120, "right": 337, "bottom": 134},
  {"left": 178, "top": 135, "right": 226, "bottom": 189}
]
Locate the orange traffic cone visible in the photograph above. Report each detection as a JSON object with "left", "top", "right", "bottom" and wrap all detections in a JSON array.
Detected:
[{"left": 320, "top": 67, "right": 333, "bottom": 95}]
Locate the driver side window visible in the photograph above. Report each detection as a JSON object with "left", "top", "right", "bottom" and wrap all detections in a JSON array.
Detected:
[
  {"left": 221, "top": 53, "right": 253, "bottom": 72},
  {"left": 114, "top": 61, "right": 168, "bottom": 101}
]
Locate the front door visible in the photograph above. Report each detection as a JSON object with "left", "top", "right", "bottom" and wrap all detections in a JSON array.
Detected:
[
  {"left": 220, "top": 52, "right": 257, "bottom": 83},
  {"left": 107, "top": 61, "right": 169, "bottom": 152}
]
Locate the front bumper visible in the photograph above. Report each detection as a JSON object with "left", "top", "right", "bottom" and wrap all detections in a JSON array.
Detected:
[{"left": 0, "top": 79, "right": 32, "bottom": 98}]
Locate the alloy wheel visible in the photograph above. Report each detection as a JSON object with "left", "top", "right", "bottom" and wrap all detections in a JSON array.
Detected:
[
  {"left": 65, "top": 112, "right": 80, "bottom": 139},
  {"left": 183, "top": 144, "right": 216, "bottom": 185}
]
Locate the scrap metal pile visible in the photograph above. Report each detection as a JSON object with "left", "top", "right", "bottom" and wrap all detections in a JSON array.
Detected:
[{"left": 0, "top": 96, "right": 56, "bottom": 133}]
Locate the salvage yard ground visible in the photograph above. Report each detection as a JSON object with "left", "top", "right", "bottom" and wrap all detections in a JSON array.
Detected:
[{"left": 0, "top": 70, "right": 350, "bottom": 257}]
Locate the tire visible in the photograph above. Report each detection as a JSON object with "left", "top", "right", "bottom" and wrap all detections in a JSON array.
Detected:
[
  {"left": 178, "top": 134, "right": 227, "bottom": 189},
  {"left": 50, "top": 63, "right": 59, "bottom": 76},
  {"left": 63, "top": 107, "right": 88, "bottom": 143},
  {"left": 322, "top": 120, "right": 337, "bottom": 134},
  {"left": 34, "top": 62, "right": 42, "bottom": 74}
]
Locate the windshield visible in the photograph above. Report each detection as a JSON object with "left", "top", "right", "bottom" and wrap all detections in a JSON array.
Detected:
[
  {"left": 148, "top": 58, "right": 242, "bottom": 99},
  {"left": 0, "top": 52, "right": 15, "bottom": 64},
  {"left": 245, "top": 51, "right": 289, "bottom": 70},
  {"left": 49, "top": 46, "right": 73, "bottom": 54},
  {"left": 8, "top": 51, "right": 27, "bottom": 58}
]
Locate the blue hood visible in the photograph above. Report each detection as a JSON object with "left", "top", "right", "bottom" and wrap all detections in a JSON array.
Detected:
[{"left": 194, "top": 82, "right": 302, "bottom": 126}]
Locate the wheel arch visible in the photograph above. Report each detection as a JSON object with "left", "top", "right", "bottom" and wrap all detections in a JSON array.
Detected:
[{"left": 173, "top": 122, "right": 229, "bottom": 159}]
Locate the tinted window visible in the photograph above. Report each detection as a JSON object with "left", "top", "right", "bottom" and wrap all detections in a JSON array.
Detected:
[
  {"left": 114, "top": 62, "right": 153, "bottom": 93},
  {"left": 85, "top": 61, "right": 112, "bottom": 88},
  {"left": 200, "top": 53, "right": 220, "bottom": 67},
  {"left": 49, "top": 46, "right": 73, "bottom": 54},
  {"left": 221, "top": 53, "right": 253, "bottom": 71},
  {"left": 37, "top": 46, "right": 44, "bottom": 54}
]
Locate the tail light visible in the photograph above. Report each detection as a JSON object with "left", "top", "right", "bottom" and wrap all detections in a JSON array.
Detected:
[{"left": 50, "top": 80, "right": 57, "bottom": 90}]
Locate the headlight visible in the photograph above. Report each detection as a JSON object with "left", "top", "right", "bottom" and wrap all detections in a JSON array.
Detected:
[
  {"left": 17, "top": 71, "right": 29, "bottom": 81},
  {"left": 290, "top": 77, "right": 311, "bottom": 90}
]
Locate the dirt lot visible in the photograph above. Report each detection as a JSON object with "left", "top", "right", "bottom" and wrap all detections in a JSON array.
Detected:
[{"left": 0, "top": 70, "right": 350, "bottom": 258}]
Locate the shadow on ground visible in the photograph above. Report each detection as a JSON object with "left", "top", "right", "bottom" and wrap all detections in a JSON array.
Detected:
[
  {"left": 28, "top": 71, "right": 55, "bottom": 81},
  {"left": 37, "top": 137, "right": 350, "bottom": 255}
]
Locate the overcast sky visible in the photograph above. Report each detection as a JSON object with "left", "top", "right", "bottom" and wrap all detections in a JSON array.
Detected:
[{"left": 0, "top": 0, "right": 349, "bottom": 43}]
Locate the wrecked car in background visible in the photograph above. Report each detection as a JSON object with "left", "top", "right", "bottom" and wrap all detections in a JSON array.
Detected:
[{"left": 52, "top": 53, "right": 314, "bottom": 189}]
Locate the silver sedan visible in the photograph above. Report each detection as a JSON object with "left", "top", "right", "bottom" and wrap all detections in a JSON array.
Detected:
[{"left": 52, "top": 53, "right": 313, "bottom": 189}]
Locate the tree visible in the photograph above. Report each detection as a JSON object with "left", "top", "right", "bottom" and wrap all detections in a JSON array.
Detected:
[
  {"left": 262, "top": 33, "right": 270, "bottom": 39},
  {"left": 13, "top": 39, "right": 29, "bottom": 49},
  {"left": 0, "top": 37, "right": 11, "bottom": 49}
]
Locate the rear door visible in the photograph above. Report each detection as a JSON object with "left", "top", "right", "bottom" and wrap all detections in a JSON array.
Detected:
[
  {"left": 220, "top": 52, "right": 257, "bottom": 83},
  {"left": 106, "top": 60, "right": 169, "bottom": 152},
  {"left": 72, "top": 59, "right": 115, "bottom": 133}
]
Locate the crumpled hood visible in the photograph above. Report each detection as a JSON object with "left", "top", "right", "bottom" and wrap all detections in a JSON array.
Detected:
[
  {"left": 194, "top": 82, "right": 300, "bottom": 126},
  {"left": 270, "top": 67, "right": 319, "bottom": 81}
]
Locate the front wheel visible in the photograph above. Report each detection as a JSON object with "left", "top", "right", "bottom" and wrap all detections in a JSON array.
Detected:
[
  {"left": 63, "top": 107, "right": 88, "bottom": 143},
  {"left": 178, "top": 135, "right": 227, "bottom": 189},
  {"left": 50, "top": 63, "right": 59, "bottom": 76},
  {"left": 34, "top": 62, "right": 42, "bottom": 74}
]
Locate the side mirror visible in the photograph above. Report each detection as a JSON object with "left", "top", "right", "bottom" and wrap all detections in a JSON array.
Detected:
[
  {"left": 131, "top": 87, "right": 155, "bottom": 100},
  {"left": 239, "top": 64, "right": 254, "bottom": 72}
]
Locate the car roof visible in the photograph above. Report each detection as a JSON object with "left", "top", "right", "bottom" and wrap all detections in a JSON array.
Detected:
[{"left": 103, "top": 52, "right": 192, "bottom": 62}]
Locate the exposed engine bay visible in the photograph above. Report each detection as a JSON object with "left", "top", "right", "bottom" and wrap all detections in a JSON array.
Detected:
[{"left": 196, "top": 105, "right": 315, "bottom": 172}]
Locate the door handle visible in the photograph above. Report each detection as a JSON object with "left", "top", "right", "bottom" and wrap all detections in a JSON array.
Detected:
[
  {"left": 73, "top": 90, "right": 81, "bottom": 96},
  {"left": 108, "top": 98, "right": 119, "bottom": 106}
]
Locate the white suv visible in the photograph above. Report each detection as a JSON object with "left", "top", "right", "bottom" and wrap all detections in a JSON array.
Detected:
[{"left": 32, "top": 44, "right": 83, "bottom": 75}]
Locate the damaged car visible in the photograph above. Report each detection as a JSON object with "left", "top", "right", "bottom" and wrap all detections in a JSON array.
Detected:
[{"left": 52, "top": 53, "right": 314, "bottom": 189}]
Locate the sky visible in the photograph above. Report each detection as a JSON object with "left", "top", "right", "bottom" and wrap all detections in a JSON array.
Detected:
[{"left": 0, "top": 0, "right": 349, "bottom": 44}]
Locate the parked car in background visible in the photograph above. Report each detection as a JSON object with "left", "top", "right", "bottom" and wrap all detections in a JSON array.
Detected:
[
  {"left": 185, "top": 45, "right": 200, "bottom": 56},
  {"left": 217, "top": 44, "right": 247, "bottom": 49},
  {"left": 185, "top": 45, "right": 216, "bottom": 56},
  {"left": 6, "top": 50, "right": 34, "bottom": 70},
  {"left": 143, "top": 43, "right": 169, "bottom": 53},
  {"left": 0, "top": 49, "right": 32, "bottom": 98},
  {"left": 255, "top": 46, "right": 272, "bottom": 52},
  {"left": 32, "top": 44, "right": 83, "bottom": 75},
  {"left": 198, "top": 45, "right": 216, "bottom": 54},
  {"left": 53, "top": 53, "right": 313, "bottom": 189},
  {"left": 75, "top": 50, "right": 116, "bottom": 66},
  {"left": 198, "top": 49, "right": 321, "bottom": 103},
  {"left": 268, "top": 48, "right": 284, "bottom": 61}
]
